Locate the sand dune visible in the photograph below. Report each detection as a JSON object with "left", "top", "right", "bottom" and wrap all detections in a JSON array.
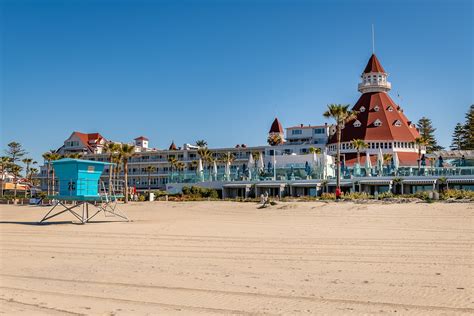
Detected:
[{"left": 0, "top": 201, "right": 473, "bottom": 315}]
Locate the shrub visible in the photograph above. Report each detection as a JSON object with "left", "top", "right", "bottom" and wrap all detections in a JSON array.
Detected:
[
  {"left": 138, "top": 195, "right": 146, "bottom": 202},
  {"left": 378, "top": 192, "right": 394, "bottom": 200},
  {"left": 440, "top": 189, "right": 474, "bottom": 200},
  {"left": 320, "top": 193, "right": 335, "bottom": 200},
  {"left": 180, "top": 186, "right": 219, "bottom": 200},
  {"left": 343, "top": 192, "right": 371, "bottom": 200}
]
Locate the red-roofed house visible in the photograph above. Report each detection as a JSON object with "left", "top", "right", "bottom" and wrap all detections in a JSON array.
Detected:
[
  {"left": 57, "top": 132, "right": 107, "bottom": 155},
  {"left": 327, "top": 54, "right": 423, "bottom": 166}
]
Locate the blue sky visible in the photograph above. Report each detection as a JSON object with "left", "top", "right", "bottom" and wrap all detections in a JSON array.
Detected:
[{"left": 1, "top": 0, "right": 472, "bottom": 163}]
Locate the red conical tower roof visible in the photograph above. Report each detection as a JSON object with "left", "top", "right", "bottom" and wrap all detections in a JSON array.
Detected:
[
  {"left": 169, "top": 141, "right": 177, "bottom": 150},
  {"left": 363, "top": 54, "right": 386, "bottom": 73},
  {"left": 269, "top": 118, "right": 284, "bottom": 134}
]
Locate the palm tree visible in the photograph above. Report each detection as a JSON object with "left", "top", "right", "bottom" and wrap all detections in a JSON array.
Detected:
[
  {"left": 49, "top": 153, "right": 61, "bottom": 194},
  {"left": 104, "top": 143, "right": 121, "bottom": 194},
  {"left": 145, "top": 165, "right": 156, "bottom": 194},
  {"left": 196, "top": 140, "right": 208, "bottom": 148},
  {"left": 176, "top": 161, "right": 186, "bottom": 180},
  {"left": 415, "top": 137, "right": 428, "bottom": 174},
  {"left": 219, "top": 152, "right": 235, "bottom": 180},
  {"left": 120, "top": 144, "right": 136, "bottom": 203},
  {"left": 267, "top": 134, "right": 283, "bottom": 146},
  {"left": 42, "top": 152, "right": 54, "bottom": 195},
  {"left": 323, "top": 104, "right": 357, "bottom": 192},
  {"left": 0, "top": 156, "right": 11, "bottom": 197},
  {"left": 11, "top": 164, "right": 23, "bottom": 200},
  {"left": 351, "top": 139, "right": 368, "bottom": 166},
  {"left": 22, "top": 158, "right": 33, "bottom": 179},
  {"left": 167, "top": 156, "right": 178, "bottom": 180},
  {"left": 197, "top": 148, "right": 211, "bottom": 179},
  {"left": 308, "top": 147, "right": 322, "bottom": 154},
  {"left": 67, "top": 153, "right": 83, "bottom": 159}
]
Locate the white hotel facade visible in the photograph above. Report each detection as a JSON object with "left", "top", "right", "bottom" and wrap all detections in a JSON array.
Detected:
[{"left": 38, "top": 122, "right": 331, "bottom": 192}]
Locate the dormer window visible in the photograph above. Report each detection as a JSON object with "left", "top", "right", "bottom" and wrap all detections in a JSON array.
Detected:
[
  {"left": 374, "top": 105, "right": 380, "bottom": 112},
  {"left": 353, "top": 120, "right": 362, "bottom": 127},
  {"left": 374, "top": 119, "right": 382, "bottom": 127},
  {"left": 394, "top": 120, "right": 402, "bottom": 127},
  {"left": 387, "top": 106, "right": 394, "bottom": 112},
  {"left": 360, "top": 106, "right": 366, "bottom": 112}
]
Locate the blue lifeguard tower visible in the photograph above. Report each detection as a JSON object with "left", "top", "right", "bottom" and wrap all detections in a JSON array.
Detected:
[{"left": 40, "top": 159, "right": 129, "bottom": 224}]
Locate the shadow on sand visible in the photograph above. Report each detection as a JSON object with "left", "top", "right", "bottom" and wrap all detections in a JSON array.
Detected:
[{"left": 0, "top": 220, "right": 130, "bottom": 226}]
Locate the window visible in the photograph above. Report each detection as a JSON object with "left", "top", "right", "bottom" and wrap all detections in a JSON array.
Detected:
[
  {"left": 292, "top": 129, "right": 302, "bottom": 135},
  {"left": 374, "top": 119, "right": 382, "bottom": 126},
  {"left": 374, "top": 105, "right": 380, "bottom": 112},
  {"left": 313, "top": 128, "right": 325, "bottom": 134},
  {"left": 360, "top": 106, "right": 366, "bottom": 112},
  {"left": 387, "top": 106, "right": 393, "bottom": 112},
  {"left": 353, "top": 120, "right": 362, "bottom": 127},
  {"left": 394, "top": 120, "right": 401, "bottom": 127}
]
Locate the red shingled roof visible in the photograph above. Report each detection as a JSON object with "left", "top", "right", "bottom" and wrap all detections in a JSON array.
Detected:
[
  {"left": 269, "top": 118, "right": 284, "bottom": 134},
  {"left": 169, "top": 141, "right": 177, "bottom": 150},
  {"left": 71, "top": 132, "right": 105, "bottom": 151},
  {"left": 328, "top": 92, "right": 420, "bottom": 143},
  {"left": 363, "top": 54, "right": 386, "bottom": 73},
  {"left": 134, "top": 136, "right": 149, "bottom": 141}
]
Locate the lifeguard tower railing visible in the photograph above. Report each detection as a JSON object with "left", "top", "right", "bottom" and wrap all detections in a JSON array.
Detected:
[{"left": 40, "top": 159, "right": 129, "bottom": 224}]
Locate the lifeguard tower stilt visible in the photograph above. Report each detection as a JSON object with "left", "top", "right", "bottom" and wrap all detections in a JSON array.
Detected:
[{"left": 39, "top": 159, "right": 129, "bottom": 224}]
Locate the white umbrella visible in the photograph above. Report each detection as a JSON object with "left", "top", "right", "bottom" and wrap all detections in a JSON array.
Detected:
[
  {"left": 225, "top": 161, "right": 231, "bottom": 181},
  {"left": 213, "top": 161, "right": 218, "bottom": 181},
  {"left": 365, "top": 152, "right": 372, "bottom": 176},
  {"left": 248, "top": 154, "right": 254, "bottom": 179},
  {"left": 258, "top": 154, "right": 265, "bottom": 172},
  {"left": 393, "top": 151, "right": 400, "bottom": 170},
  {"left": 197, "top": 158, "right": 204, "bottom": 181},
  {"left": 377, "top": 148, "right": 384, "bottom": 175}
]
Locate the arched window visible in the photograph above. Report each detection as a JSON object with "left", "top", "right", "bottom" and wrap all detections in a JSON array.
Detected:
[
  {"left": 360, "top": 106, "right": 366, "bottom": 112},
  {"left": 374, "top": 105, "right": 380, "bottom": 112},
  {"left": 387, "top": 106, "right": 394, "bottom": 112},
  {"left": 374, "top": 119, "right": 382, "bottom": 127},
  {"left": 394, "top": 120, "right": 402, "bottom": 127},
  {"left": 353, "top": 120, "right": 362, "bottom": 127}
]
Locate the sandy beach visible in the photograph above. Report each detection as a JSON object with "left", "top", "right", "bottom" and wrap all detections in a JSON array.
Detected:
[{"left": 0, "top": 201, "right": 472, "bottom": 315}]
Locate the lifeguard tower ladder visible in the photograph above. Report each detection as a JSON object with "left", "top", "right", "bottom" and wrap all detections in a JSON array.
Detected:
[{"left": 39, "top": 159, "right": 129, "bottom": 224}]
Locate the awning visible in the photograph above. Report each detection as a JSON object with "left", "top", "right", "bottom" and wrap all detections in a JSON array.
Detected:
[
  {"left": 402, "top": 179, "right": 436, "bottom": 185},
  {"left": 446, "top": 178, "right": 474, "bottom": 184},
  {"left": 289, "top": 182, "right": 321, "bottom": 187},
  {"left": 255, "top": 182, "right": 287, "bottom": 188},
  {"left": 327, "top": 182, "right": 353, "bottom": 187},
  {"left": 358, "top": 179, "right": 392, "bottom": 185},
  {"left": 223, "top": 183, "right": 253, "bottom": 188}
]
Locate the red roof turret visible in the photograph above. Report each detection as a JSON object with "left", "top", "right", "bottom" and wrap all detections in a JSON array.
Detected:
[
  {"left": 269, "top": 118, "right": 284, "bottom": 134},
  {"left": 363, "top": 54, "right": 386, "bottom": 73}
]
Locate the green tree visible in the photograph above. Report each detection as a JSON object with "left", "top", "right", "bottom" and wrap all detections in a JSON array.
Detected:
[
  {"left": 450, "top": 123, "right": 466, "bottom": 150},
  {"left": 416, "top": 117, "right": 443, "bottom": 153},
  {"left": 0, "top": 156, "right": 12, "bottom": 197},
  {"left": 323, "top": 104, "right": 357, "bottom": 192},
  {"left": 104, "top": 143, "right": 121, "bottom": 194},
  {"left": 267, "top": 134, "right": 283, "bottom": 146},
  {"left": 308, "top": 147, "right": 322, "bottom": 154},
  {"left": 120, "top": 144, "right": 136, "bottom": 203},
  {"left": 195, "top": 140, "right": 208, "bottom": 148},
  {"left": 464, "top": 105, "right": 474, "bottom": 149},
  {"left": 5, "top": 142, "right": 27, "bottom": 200},
  {"left": 42, "top": 152, "right": 53, "bottom": 195},
  {"left": 49, "top": 153, "right": 62, "bottom": 194},
  {"left": 145, "top": 165, "right": 156, "bottom": 194},
  {"left": 415, "top": 137, "right": 428, "bottom": 174},
  {"left": 351, "top": 139, "right": 368, "bottom": 166}
]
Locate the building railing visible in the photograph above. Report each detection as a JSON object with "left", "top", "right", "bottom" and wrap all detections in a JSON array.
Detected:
[{"left": 167, "top": 165, "right": 474, "bottom": 184}]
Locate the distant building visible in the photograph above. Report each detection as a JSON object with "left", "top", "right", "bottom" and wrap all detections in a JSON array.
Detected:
[{"left": 57, "top": 132, "right": 107, "bottom": 155}]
